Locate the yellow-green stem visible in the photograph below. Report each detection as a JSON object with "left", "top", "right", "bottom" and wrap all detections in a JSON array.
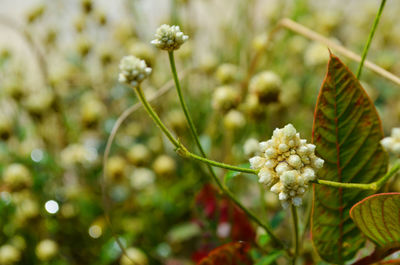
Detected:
[
  {"left": 133, "top": 85, "right": 288, "bottom": 252},
  {"left": 312, "top": 163, "right": 400, "bottom": 190}
]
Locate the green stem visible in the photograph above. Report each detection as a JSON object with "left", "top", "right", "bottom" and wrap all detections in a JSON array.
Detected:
[
  {"left": 291, "top": 205, "right": 299, "bottom": 265},
  {"left": 133, "top": 85, "right": 288, "bottom": 252},
  {"left": 185, "top": 151, "right": 257, "bottom": 174},
  {"left": 166, "top": 52, "right": 290, "bottom": 252},
  {"left": 134, "top": 86, "right": 181, "bottom": 148},
  {"left": 313, "top": 162, "right": 400, "bottom": 190},
  {"left": 168, "top": 51, "right": 208, "bottom": 162},
  {"left": 356, "top": 0, "right": 387, "bottom": 79}
]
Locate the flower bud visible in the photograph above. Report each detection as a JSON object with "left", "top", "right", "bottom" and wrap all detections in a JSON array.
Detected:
[{"left": 151, "top": 24, "right": 188, "bottom": 51}]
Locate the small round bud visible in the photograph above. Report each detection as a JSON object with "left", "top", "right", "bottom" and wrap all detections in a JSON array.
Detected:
[
  {"left": 106, "top": 156, "right": 127, "bottom": 181},
  {"left": 0, "top": 245, "right": 20, "bottom": 264},
  {"left": 281, "top": 170, "right": 297, "bottom": 185},
  {"left": 120, "top": 247, "right": 148, "bottom": 265},
  {"left": 35, "top": 239, "right": 58, "bottom": 261},
  {"left": 151, "top": 24, "right": 188, "bottom": 51},
  {"left": 279, "top": 192, "right": 288, "bottom": 201},
  {"left": 278, "top": 143, "right": 289, "bottom": 152},
  {"left": 223, "top": 110, "right": 245, "bottom": 129},
  {"left": 152, "top": 155, "right": 176, "bottom": 176},
  {"left": 2, "top": 163, "right": 32, "bottom": 191},
  {"left": 249, "top": 156, "right": 265, "bottom": 169},
  {"left": 265, "top": 159, "right": 277, "bottom": 169},
  {"left": 288, "top": 154, "right": 302, "bottom": 169},
  {"left": 127, "top": 144, "right": 151, "bottom": 166},
  {"left": 244, "top": 138, "right": 260, "bottom": 157},
  {"left": 130, "top": 168, "right": 155, "bottom": 190},
  {"left": 312, "top": 157, "right": 324, "bottom": 169},
  {"left": 212, "top": 85, "right": 240, "bottom": 112},
  {"left": 258, "top": 168, "right": 273, "bottom": 185},
  {"left": 215, "top": 63, "right": 239, "bottom": 84},
  {"left": 249, "top": 71, "right": 281, "bottom": 104},
  {"left": 275, "top": 162, "right": 290, "bottom": 175},
  {"left": 265, "top": 148, "right": 277, "bottom": 158},
  {"left": 118, "top": 56, "right": 152, "bottom": 87}
]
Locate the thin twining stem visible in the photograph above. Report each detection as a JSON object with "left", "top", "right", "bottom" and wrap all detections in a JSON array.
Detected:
[
  {"left": 133, "top": 85, "right": 289, "bottom": 253},
  {"left": 356, "top": 0, "right": 387, "bottom": 79}
]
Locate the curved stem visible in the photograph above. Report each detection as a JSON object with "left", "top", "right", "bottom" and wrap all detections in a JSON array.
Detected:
[
  {"left": 356, "top": 0, "right": 387, "bottom": 79},
  {"left": 133, "top": 85, "right": 289, "bottom": 253},
  {"left": 134, "top": 86, "right": 181, "bottom": 148},
  {"left": 313, "top": 162, "right": 400, "bottom": 190},
  {"left": 291, "top": 205, "right": 299, "bottom": 265}
]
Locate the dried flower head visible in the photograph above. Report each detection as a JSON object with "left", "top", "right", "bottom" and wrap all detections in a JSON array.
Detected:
[
  {"left": 151, "top": 24, "right": 188, "bottom": 51},
  {"left": 381, "top": 128, "right": 400, "bottom": 156},
  {"left": 118, "top": 56, "right": 152, "bottom": 88},
  {"left": 249, "top": 124, "right": 324, "bottom": 208}
]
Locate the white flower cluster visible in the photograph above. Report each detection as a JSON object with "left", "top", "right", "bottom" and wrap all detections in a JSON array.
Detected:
[
  {"left": 249, "top": 124, "right": 324, "bottom": 208},
  {"left": 151, "top": 24, "right": 188, "bottom": 51},
  {"left": 381, "top": 128, "right": 400, "bottom": 156},
  {"left": 118, "top": 56, "right": 152, "bottom": 88}
]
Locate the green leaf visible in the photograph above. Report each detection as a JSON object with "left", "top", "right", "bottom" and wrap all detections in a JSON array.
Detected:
[
  {"left": 254, "top": 250, "right": 283, "bottom": 265},
  {"left": 224, "top": 163, "right": 250, "bottom": 184},
  {"left": 349, "top": 193, "right": 400, "bottom": 264},
  {"left": 311, "top": 54, "right": 388, "bottom": 264}
]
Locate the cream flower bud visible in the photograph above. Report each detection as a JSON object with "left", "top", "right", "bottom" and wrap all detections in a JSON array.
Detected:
[
  {"left": 312, "top": 157, "right": 324, "bottom": 169},
  {"left": 381, "top": 127, "right": 400, "bottom": 156},
  {"left": 249, "top": 124, "right": 324, "bottom": 207},
  {"left": 275, "top": 162, "right": 290, "bottom": 175},
  {"left": 151, "top": 24, "right": 188, "bottom": 51},
  {"left": 258, "top": 168, "right": 273, "bottom": 185},
  {"left": 278, "top": 143, "right": 289, "bottom": 152},
  {"left": 259, "top": 141, "right": 269, "bottom": 152},
  {"left": 302, "top": 167, "right": 315, "bottom": 181},
  {"left": 288, "top": 154, "right": 302, "bottom": 168},
  {"left": 283, "top": 124, "right": 296, "bottom": 138},
  {"left": 281, "top": 170, "right": 297, "bottom": 185},
  {"left": 279, "top": 192, "right": 288, "bottom": 201},
  {"left": 250, "top": 156, "right": 265, "bottom": 169},
  {"left": 265, "top": 159, "right": 277, "bottom": 169},
  {"left": 271, "top": 182, "right": 282, "bottom": 194},
  {"left": 265, "top": 148, "right": 277, "bottom": 158},
  {"left": 118, "top": 55, "right": 152, "bottom": 87}
]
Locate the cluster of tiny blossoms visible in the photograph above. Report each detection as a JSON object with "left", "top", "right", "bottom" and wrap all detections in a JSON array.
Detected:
[
  {"left": 151, "top": 24, "right": 188, "bottom": 51},
  {"left": 381, "top": 128, "right": 400, "bottom": 156},
  {"left": 118, "top": 55, "right": 152, "bottom": 88},
  {"left": 249, "top": 124, "right": 324, "bottom": 208}
]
